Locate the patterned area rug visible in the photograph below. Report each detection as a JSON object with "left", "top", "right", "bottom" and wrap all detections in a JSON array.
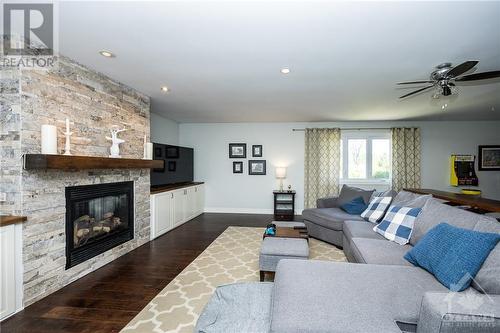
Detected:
[{"left": 121, "top": 226, "right": 346, "bottom": 333}]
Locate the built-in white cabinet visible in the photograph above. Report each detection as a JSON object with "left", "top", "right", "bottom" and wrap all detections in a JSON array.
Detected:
[
  {"left": 150, "top": 183, "right": 204, "bottom": 240},
  {"left": 1, "top": 223, "right": 22, "bottom": 321}
]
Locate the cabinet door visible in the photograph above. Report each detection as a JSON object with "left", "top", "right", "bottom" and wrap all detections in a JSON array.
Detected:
[
  {"left": 186, "top": 187, "right": 197, "bottom": 219},
  {"left": 154, "top": 192, "right": 172, "bottom": 236},
  {"left": 195, "top": 185, "right": 205, "bottom": 215},
  {"left": 0, "top": 225, "right": 16, "bottom": 320},
  {"left": 173, "top": 189, "right": 187, "bottom": 227}
]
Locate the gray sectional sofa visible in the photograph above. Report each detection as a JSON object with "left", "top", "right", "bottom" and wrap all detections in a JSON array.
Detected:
[
  {"left": 196, "top": 189, "right": 500, "bottom": 333},
  {"left": 302, "top": 185, "right": 377, "bottom": 247}
]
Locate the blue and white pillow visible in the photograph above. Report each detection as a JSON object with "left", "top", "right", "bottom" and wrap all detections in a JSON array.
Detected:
[
  {"left": 373, "top": 205, "right": 422, "bottom": 245},
  {"left": 361, "top": 196, "right": 392, "bottom": 223}
]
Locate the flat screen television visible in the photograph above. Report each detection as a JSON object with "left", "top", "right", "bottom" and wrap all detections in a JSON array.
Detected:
[{"left": 151, "top": 143, "right": 194, "bottom": 187}]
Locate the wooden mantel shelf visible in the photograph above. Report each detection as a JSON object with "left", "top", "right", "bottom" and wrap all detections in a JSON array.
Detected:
[
  {"left": 0, "top": 215, "right": 27, "bottom": 227},
  {"left": 23, "top": 154, "right": 164, "bottom": 171}
]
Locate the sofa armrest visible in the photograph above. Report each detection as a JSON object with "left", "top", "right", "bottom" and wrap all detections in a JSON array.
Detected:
[
  {"left": 417, "top": 292, "right": 500, "bottom": 333},
  {"left": 316, "top": 196, "right": 339, "bottom": 208}
]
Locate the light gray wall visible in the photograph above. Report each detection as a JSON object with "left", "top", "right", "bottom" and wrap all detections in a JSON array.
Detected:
[
  {"left": 179, "top": 121, "right": 500, "bottom": 213},
  {"left": 150, "top": 112, "right": 179, "bottom": 145}
]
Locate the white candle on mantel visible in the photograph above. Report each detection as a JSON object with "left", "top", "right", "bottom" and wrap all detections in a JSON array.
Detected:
[
  {"left": 146, "top": 142, "right": 153, "bottom": 159},
  {"left": 41, "top": 125, "right": 57, "bottom": 154},
  {"left": 65, "top": 118, "right": 70, "bottom": 133}
]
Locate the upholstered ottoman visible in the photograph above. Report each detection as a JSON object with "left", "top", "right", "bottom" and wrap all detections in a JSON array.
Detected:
[{"left": 259, "top": 234, "right": 309, "bottom": 281}]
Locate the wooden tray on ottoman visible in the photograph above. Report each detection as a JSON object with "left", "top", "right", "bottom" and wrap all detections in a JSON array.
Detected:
[{"left": 263, "top": 227, "right": 309, "bottom": 240}]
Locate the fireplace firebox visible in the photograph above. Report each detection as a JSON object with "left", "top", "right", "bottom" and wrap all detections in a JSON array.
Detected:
[{"left": 65, "top": 181, "right": 134, "bottom": 269}]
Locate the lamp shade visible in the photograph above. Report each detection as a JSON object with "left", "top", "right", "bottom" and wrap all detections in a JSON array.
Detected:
[{"left": 275, "top": 167, "right": 287, "bottom": 179}]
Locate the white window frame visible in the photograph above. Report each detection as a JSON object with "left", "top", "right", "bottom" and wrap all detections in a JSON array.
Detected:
[{"left": 340, "top": 129, "right": 392, "bottom": 186}]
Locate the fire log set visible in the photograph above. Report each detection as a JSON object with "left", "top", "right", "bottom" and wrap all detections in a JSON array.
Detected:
[{"left": 73, "top": 212, "right": 123, "bottom": 247}]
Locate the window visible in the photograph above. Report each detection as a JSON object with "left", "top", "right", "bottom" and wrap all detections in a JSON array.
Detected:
[{"left": 340, "top": 130, "right": 391, "bottom": 182}]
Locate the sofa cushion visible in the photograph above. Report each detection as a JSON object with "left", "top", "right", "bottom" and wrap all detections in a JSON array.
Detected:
[
  {"left": 343, "top": 220, "right": 386, "bottom": 241},
  {"left": 410, "top": 198, "right": 485, "bottom": 245},
  {"left": 340, "top": 196, "right": 368, "bottom": 214},
  {"left": 374, "top": 206, "right": 422, "bottom": 245},
  {"left": 404, "top": 223, "right": 500, "bottom": 291},
  {"left": 361, "top": 196, "right": 393, "bottom": 223},
  {"left": 337, "top": 185, "right": 375, "bottom": 206},
  {"left": 195, "top": 282, "right": 272, "bottom": 333},
  {"left": 350, "top": 238, "right": 412, "bottom": 266},
  {"left": 270, "top": 260, "right": 448, "bottom": 333},
  {"left": 392, "top": 190, "right": 432, "bottom": 208},
  {"left": 377, "top": 189, "right": 398, "bottom": 198},
  {"left": 302, "top": 207, "right": 363, "bottom": 231},
  {"left": 471, "top": 215, "right": 500, "bottom": 294}
]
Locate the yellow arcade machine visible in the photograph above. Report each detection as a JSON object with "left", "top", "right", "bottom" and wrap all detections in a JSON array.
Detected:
[{"left": 450, "top": 155, "right": 478, "bottom": 187}]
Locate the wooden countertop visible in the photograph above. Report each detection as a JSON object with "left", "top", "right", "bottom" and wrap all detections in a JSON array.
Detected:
[
  {"left": 151, "top": 182, "right": 204, "bottom": 194},
  {"left": 0, "top": 215, "right": 27, "bottom": 227},
  {"left": 406, "top": 188, "right": 500, "bottom": 213}
]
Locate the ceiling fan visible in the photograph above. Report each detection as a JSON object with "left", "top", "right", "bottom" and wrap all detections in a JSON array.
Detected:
[{"left": 397, "top": 61, "right": 500, "bottom": 99}]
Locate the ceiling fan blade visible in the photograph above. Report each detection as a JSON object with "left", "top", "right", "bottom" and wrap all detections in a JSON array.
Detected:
[
  {"left": 397, "top": 80, "right": 434, "bottom": 85},
  {"left": 399, "top": 84, "right": 435, "bottom": 99},
  {"left": 455, "top": 71, "right": 500, "bottom": 82},
  {"left": 446, "top": 60, "right": 478, "bottom": 78}
]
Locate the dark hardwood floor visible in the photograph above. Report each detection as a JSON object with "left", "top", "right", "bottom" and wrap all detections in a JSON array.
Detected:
[{"left": 1, "top": 213, "right": 273, "bottom": 333}]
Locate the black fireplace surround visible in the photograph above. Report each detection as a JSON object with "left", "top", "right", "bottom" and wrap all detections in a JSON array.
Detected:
[{"left": 65, "top": 181, "right": 134, "bottom": 269}]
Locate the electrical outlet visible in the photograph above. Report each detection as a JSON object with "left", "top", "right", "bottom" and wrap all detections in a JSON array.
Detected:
[{"left": 0, "top": 192, "right": 7, "bottom": 202}]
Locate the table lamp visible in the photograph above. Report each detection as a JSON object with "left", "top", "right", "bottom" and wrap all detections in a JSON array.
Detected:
[{"left": 275, "top": 167, "right": 287, "bottom": 192}]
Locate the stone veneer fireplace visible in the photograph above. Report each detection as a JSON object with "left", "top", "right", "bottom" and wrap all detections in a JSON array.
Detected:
[
  {"left": 65, "top": 182, "right": 134, "bottom": 269},
  {"left": 1, "top": 54, "right": 152, "bottom": 306}
]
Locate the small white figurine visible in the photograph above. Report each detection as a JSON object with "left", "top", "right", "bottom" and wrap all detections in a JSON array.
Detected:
[
  {"left": 106, "top": 125, "right": 126, "bottom": 158},
  {"left": 62, "top": 118, "right": 73, "bottom": 155}
]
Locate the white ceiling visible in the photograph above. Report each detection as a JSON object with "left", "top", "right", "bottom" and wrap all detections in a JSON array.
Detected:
[{"left": 59, "top": 1, "right": 500, "bottom": 123}]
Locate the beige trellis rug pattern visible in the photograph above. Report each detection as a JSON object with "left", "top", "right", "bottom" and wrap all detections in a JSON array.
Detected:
[{"left": 121, "top": 226, "right": 346, "bottom": 333}]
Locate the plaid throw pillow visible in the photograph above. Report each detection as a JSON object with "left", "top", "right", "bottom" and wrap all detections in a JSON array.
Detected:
[
  {"left": 361, "top": 196, "right": 392, "bottom": 223},
  {"left": 373, "top": 205, "right": 422, "bottom": 245}
]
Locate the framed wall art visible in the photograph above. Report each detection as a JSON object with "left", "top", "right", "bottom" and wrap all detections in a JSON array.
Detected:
[
  {"left": 229, "top": 143, "right": 247, "bottom": 158},
  {"left": 478, "top": 145, "right": 500, "bottom": 171},
  {"left": 249, "top": 160, "right": 266, "bottom": 175}
]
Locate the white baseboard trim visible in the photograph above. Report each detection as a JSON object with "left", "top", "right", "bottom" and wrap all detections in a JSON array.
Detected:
[
  {"left": 204, "top": 207, "right": 302, "bottom": 215},
  {"left": 204, "top": 207, "right": 274, "bottom": 214}
]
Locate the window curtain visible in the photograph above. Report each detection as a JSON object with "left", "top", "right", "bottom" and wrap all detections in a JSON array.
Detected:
[
  {"left": 304, "top": 128, "right": 341, "bottom": 209},
  {"left": 391, "top": 127, "right": 421, "bottom": 192}
]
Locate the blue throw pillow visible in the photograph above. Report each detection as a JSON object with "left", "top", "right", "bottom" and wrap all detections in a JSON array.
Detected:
[
  {"left": 404, "top": 223, "right": 500, "bottom": 291},
  {"left": 340, "top": 196, "right": 367, "bottom": 215}
]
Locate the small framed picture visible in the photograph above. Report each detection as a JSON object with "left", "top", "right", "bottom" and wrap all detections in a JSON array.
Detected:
[
  {"left": 233, "top": 161, "right": 243, "bottom": 174},
  {"left": 252, "top": 145, "right": 263, "bottom": 157},
  {"left": 249, "top": 160, "right": 266, "bottom": 175},
  {"left": 229, "top": 143, "right": 247, "bottom": 158},
  {"left": 478, "top": 145, "right": 500, "bottom": 171}
]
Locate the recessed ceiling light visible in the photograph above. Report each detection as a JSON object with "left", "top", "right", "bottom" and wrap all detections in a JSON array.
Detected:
[
  {"left": 280, "top": 68, "right": 290, "bottom": 74},
  {"left": 160, "top": 86, "right": 170, "bottom": 93},
  {"left": 99, "top": 50, "right": 115, "bottom": 58}
]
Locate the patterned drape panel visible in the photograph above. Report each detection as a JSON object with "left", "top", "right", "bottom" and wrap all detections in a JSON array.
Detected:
[
  {"left": 304, "top": 128, "right": 341, "bottom": 209},
  {"left": 391, "top": 128, "right": 421, "bottom": 192}
]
